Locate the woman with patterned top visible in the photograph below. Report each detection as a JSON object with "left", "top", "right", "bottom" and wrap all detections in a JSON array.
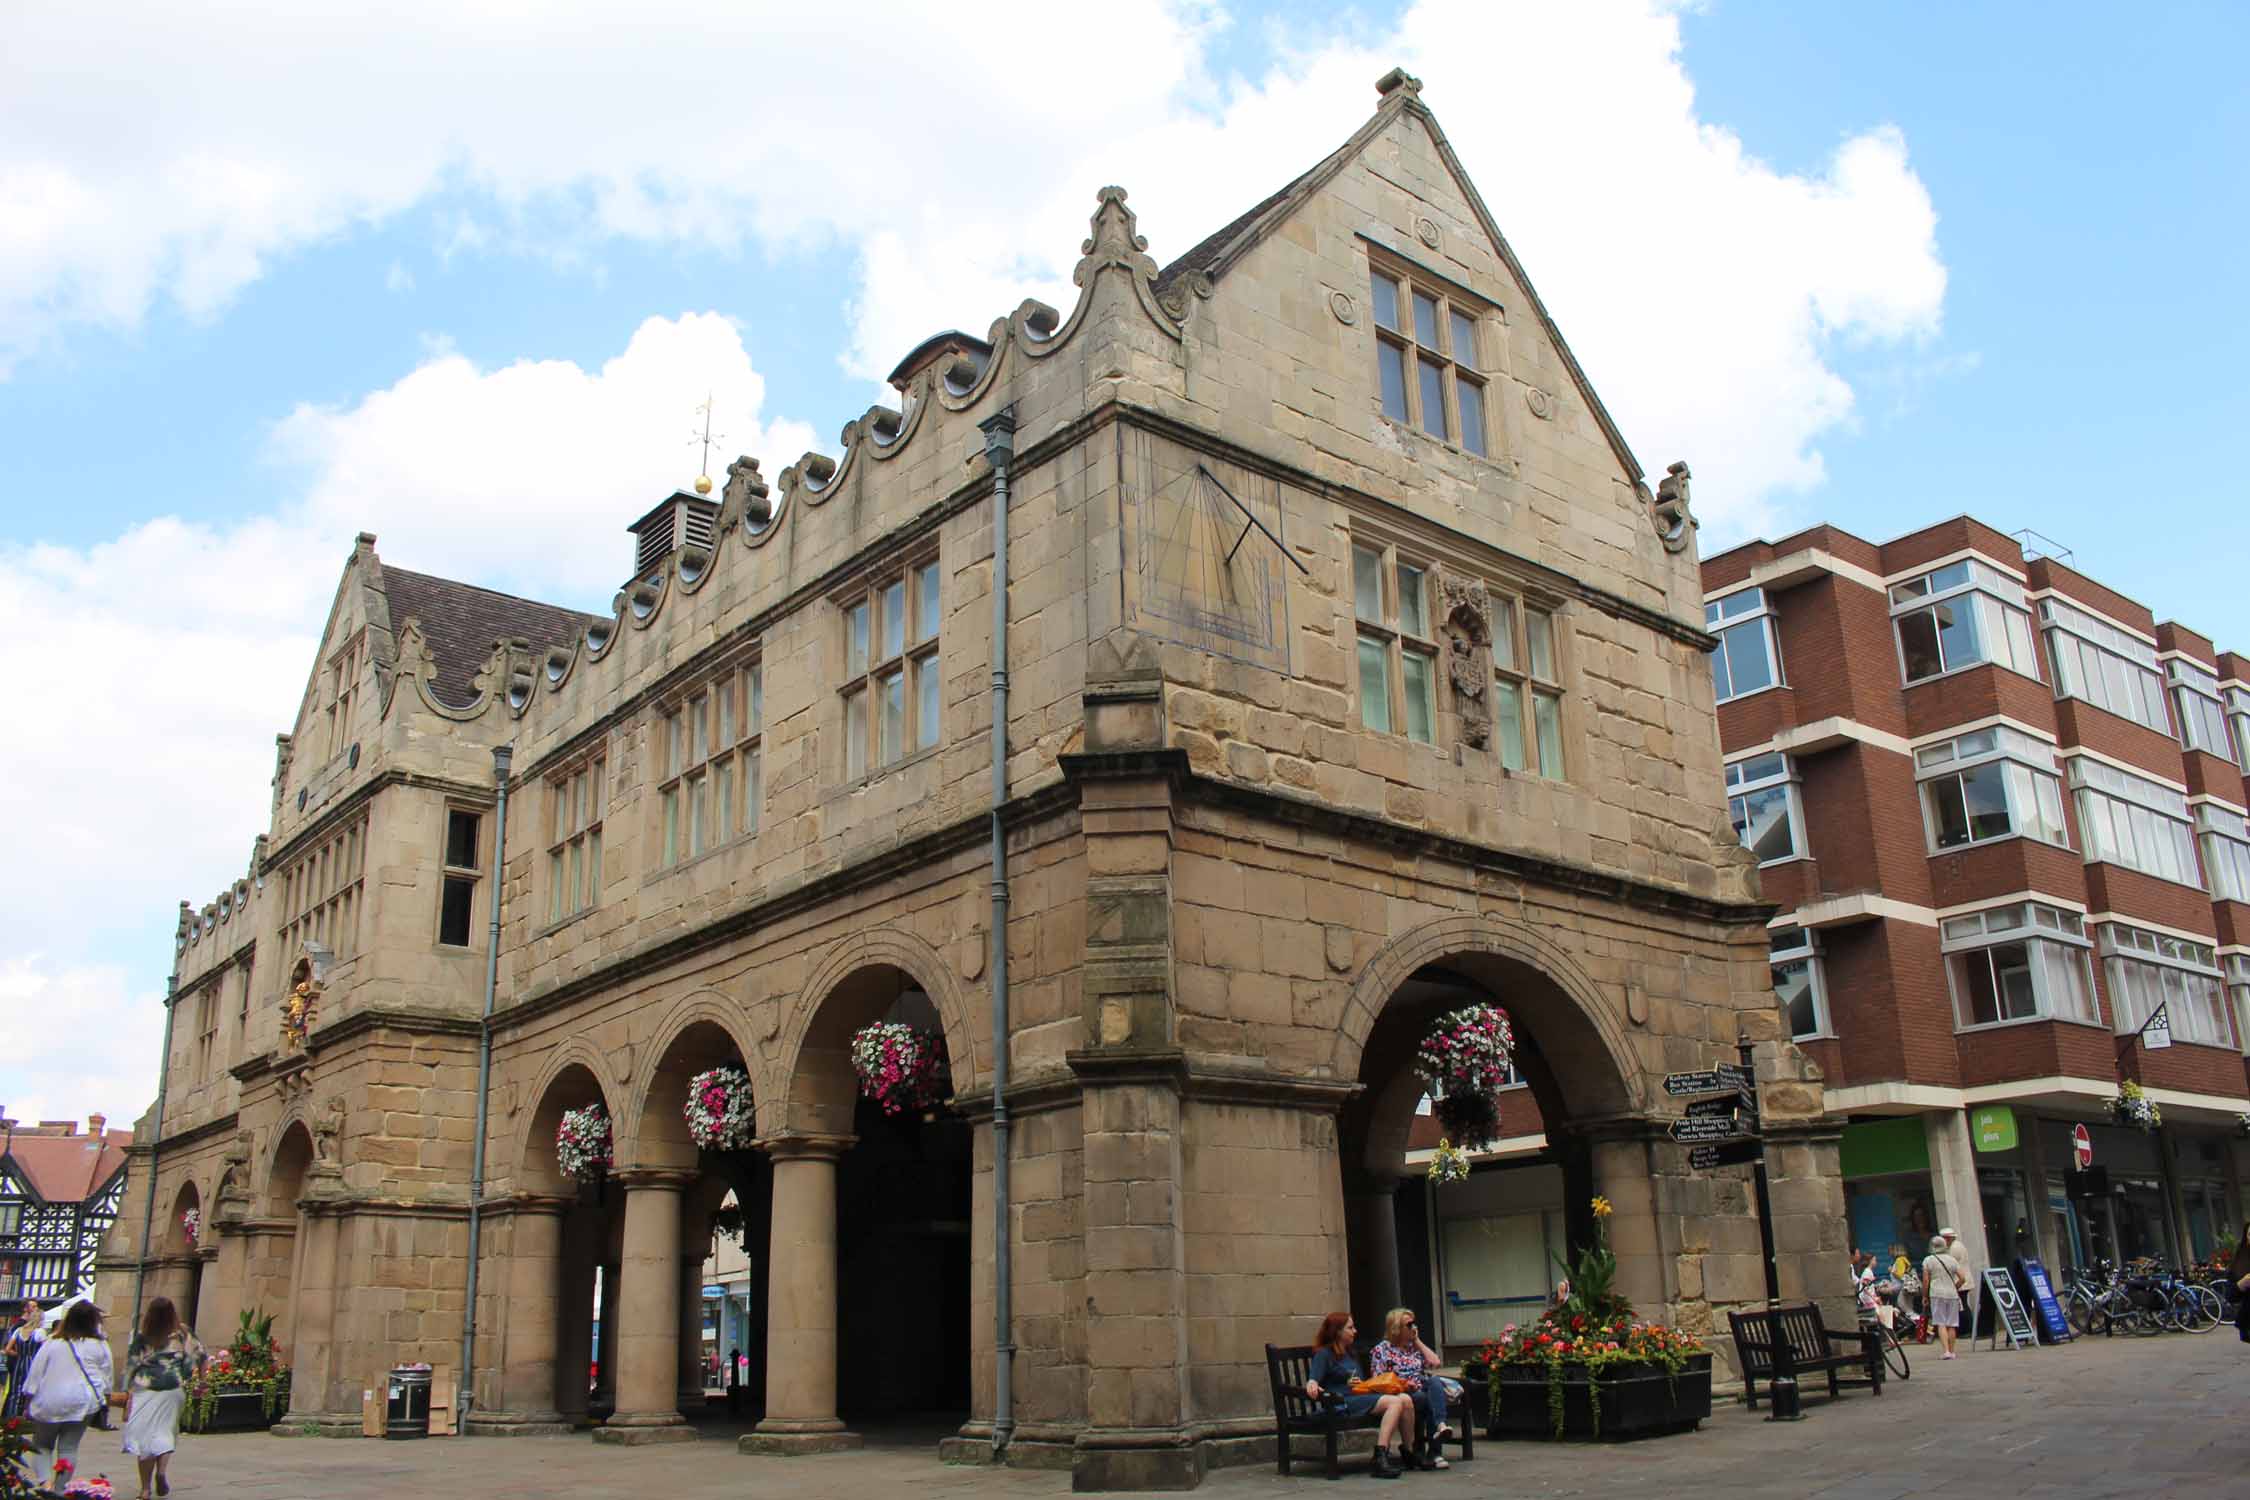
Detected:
[
  {"left": 121, "top": 1296, "right": 203, "bottom": 1500},
  {"left": 1, "top": 1299, "right": 44, "bottom": 1420},
  {"left": 1368, "top": 1307, "right": 1449, "bottom": 1471}
]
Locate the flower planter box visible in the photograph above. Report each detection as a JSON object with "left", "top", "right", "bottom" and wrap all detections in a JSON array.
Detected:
[
  {"left": 188, "top": 1387, "right": 284, "bottom": 1434},
  {"left": 1485, "top": 1353, "right": 1711, "bottom": 1441}
]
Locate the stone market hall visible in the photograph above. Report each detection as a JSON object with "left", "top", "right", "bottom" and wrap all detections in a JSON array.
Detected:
[{"left": 103, "top": 72, "right": 1847, "bottom": 1490}]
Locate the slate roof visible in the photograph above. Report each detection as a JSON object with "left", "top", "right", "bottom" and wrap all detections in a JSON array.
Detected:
[
  {"left": 381, "top": 567, "right": 603, "bottom": 710},
  {"left": 1152, "top": 169, "right": 1316, "bottom": 299},
  {"left": 3, "top": 1128, "right": 132, "bottom": 1205}
]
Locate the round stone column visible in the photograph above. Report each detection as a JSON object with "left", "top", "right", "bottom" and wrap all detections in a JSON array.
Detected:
[
  {"left": 743, "top": 1135, "right": 860, "bottom": 1455},
  {"left": 592, "top": 1169, "right": 698, "bottom": 1445},
  {"left": 469, "top": 1195, "right": 574, "bottom": 1434}
]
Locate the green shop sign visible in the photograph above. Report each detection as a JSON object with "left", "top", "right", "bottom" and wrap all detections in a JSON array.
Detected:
[{"left": 1971, "top": 1105, "right": 2018, "bottom": 1153}]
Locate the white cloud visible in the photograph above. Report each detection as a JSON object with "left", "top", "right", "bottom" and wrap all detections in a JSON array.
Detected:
[
  {"left": 384, "top": 260, "right": 415, "bottom": 294},
  {"left": 0, "top": 313, "right": 810, "bottom": 1120},
  {"left": 0, "top": 958, "right": 162, "bottom": 1131}
]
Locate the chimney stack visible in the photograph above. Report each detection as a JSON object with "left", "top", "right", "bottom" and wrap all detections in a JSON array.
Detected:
[{"left": 89, "top": 1112, "right": 107, "bottom": 1137}]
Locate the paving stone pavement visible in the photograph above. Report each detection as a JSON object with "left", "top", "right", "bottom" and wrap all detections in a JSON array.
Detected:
[{"left": 45, "top": 1331, "right": 2249, "bottom": 1499}]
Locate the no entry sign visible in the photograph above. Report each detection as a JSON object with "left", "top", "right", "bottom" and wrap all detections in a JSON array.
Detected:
[{"left": 2071, "top": 1123, "right": 2093, "bottom": 1170}]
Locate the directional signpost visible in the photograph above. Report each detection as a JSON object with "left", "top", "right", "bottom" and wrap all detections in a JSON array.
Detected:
[{"left": 1664, "top": 1043, "right": 1799, "bottom": 1420}]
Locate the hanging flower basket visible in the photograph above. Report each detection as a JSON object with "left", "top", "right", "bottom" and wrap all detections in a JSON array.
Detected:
[
  {"left": 1429, "top": 1138, "right": 1471, "bottom": 1186},
  {"left": 181, "top": 1206, "right": 201, "bottom": 1247},
  {"left": 850, "top": 1022, "right": 947, "bottom": 1116},
  {"left": 1415, "top": 1004, "right": 1516, "bottom": 1150},
  {"left": 684, "top": 1065, "right": 757, "bottom": 1151},
  {"left": 2234, "top": 1112, "right": 2250, "bottom": 1140},
  {"left": 555, "top": 1103, "right": 613, "bottom": 1183},
  {"left": 2110, "top": 1080, "right": 2161, "bottom": 1131}
]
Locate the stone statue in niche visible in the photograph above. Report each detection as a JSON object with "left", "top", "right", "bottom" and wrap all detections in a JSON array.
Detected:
[
  {"left": 314, "top": 1094, "right": 346, "bottom": 1164},
  {"left": 1440, "top": 572, "right": 1495, "bottom": 750}
]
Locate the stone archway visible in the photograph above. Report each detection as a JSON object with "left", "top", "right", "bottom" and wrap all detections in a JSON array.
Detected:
[
  {"left": 1335, "top": 916, "right": 1663, "bottom": 1355},
  {"left": 749, "top": 953, "right": 974, "bottom": 1456}
]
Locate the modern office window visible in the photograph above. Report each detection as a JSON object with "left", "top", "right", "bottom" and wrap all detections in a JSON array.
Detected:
[
  {"left": 2039, "top": 597, "right": 2170, "bottom": 734},
  {"left": 1706, "top": 587, "right": 1780, "bottom": 702},
  {"left": 1890, "top": 559, "right": 2040, "bottom": 685},
  {"left": 2068, "top": 756, "right": 2201, "bottom": 888},
  {"left": 2168, "top": 658, "right": 2231, "bottom": 758},
  {"left": 2224, "top": 685, "right": 2250, "bottom": 770},
  {"left": 1771, "top": 926, "right": 1828, "bottom": 1039},
  {"left": 1940, "top": 901, "right": 2099, "bottom": 1029},
  {"left": 2194, "top": 803, "right": 2250, "bottom": 904},
  {"left": 1491, "top": 590, "right": 1565, "bottom": 778},
  {"left": 841, "top": 560, "right": 941, "bottom": 778},
  {"left": 1914, "top": 726, "right": 2069, "bottom": 853},
  {"left": 2100, "top": 922, "right": 2233, "bottom": 1047},
  {"left": 1368, "top": 264, "right": 1491, "bottom": 456},
  {"left": 437, "top": 807, "right": 482, "bottom": 947},
  {"left": 1725, "top": 752, "right": 1802, "bottom": 864},
  {"left": 1353, "top": 541, "right": 1440, "bottom": 744},
  {"left": 547, "top": 756, "right": 606, "bottom": 924}
]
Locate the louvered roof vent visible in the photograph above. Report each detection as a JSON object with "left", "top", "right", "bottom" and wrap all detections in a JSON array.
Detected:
[{"left": 626, "top": 491, "right": 721, "bottom": 583}]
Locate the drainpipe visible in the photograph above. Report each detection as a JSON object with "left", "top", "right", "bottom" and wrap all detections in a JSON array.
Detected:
[
  {"left": 132, "top": 963, "right": 182, "bottom": 1320},
  {"left": 459, "top": 743, "right": 513, "bottom": 1429},
  {"left": 980, "top": 407, "right": 1017, "bottom": 1457}
]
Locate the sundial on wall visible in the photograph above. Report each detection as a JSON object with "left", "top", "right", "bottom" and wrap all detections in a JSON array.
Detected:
[{"left": 1125, "top": 431, "right": 1300, "bottom": 672}]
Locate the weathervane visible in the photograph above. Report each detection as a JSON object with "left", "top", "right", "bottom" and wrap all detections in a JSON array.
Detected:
[{"left": 689, "top": 393, "right": 725, "bottom": 495}]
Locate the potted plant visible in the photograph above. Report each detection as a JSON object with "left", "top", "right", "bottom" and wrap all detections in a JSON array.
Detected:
[
  {"left": 1428, "top": 1138, "right": 1471, "bottom": 1186},
  {"left": 1480, "top": 1198, "right": 1712, "bottom": 1440},
  {"left": 1414, "top": 1005, "right": 1515, "bottom": 1149},
  {"left": 684, "top": 1066, "right": 756, "bottom": 1151},
  {"left": 555, "top": 1103, "right": 613, "bottom": 1183},
  {"left": 2110, "top": 1081, "right": 2161, "bottom": 1131},
  {"left": 185, "top": 1308, "right": 292, "bottom": 1434},
  {"left": 849, "top": 1022, "right": 947, "bottom": 1116}
]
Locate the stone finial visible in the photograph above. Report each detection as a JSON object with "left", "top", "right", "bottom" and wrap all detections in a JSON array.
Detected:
[
  {"left": 1375, "top": 67, "right": 1422, "bottom": 98},
  {"left": 1653, "top": 460, "right": 1697, "bottom": 553}
]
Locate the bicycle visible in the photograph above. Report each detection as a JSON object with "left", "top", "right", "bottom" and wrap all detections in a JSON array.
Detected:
[{"left": 1858, "top": 1311, "right": 1912, "bottom": 1381}]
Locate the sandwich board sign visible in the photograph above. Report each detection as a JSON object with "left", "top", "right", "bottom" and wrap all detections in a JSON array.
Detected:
[{"left": 1981, "top": 1267, "right": 2039, "bottom": 1351}]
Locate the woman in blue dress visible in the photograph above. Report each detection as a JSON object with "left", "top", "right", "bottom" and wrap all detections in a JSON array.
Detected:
[
  {"left": 2, "top": 1300, "right": 45, "bottom": 1420},
  {"left": 1303, "top": 1312, "right": 1417, "bottom": 1479}
]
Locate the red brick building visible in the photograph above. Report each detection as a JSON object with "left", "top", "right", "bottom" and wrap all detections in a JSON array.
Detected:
[{"left": 1701, "top": 517, "right": 2250, "bottom": 1287}]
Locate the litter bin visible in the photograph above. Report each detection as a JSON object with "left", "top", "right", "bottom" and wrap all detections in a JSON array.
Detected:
[{"left": 385, "top": 1366, "right": 433, "bottom": 1439}]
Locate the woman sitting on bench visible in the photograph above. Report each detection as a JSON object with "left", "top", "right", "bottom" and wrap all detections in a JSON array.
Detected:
[{"left": 1303, "top": 1312, "right": 1417, "bottom": 1479}]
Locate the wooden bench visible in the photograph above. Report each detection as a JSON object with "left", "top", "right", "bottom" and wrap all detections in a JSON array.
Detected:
[
  {"left": 1264, "top": 1343, "right": 1479, "bottom": 1479},
  {"left": 1726, "top": 1303, "right": 1884, "bottom": 1409}
]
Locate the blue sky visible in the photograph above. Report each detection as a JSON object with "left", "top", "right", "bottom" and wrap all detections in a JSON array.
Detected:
[{"left": 1, "top": 0, "right": 2244, "bottom": 1125}]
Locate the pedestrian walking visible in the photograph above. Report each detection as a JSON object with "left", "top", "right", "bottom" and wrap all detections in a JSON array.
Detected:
[
  {"left": 2, "top": 1299, "right": 44, "bottom": 1420},
  {"left": 1940, "top": 1227, "right": 1979, "bottom": 1336},
  {"left": 1921, "top": 1234, "right": 1970, "bottom": 1360},
  {"left": 20, "top": 1299, "right": 112, "bottom": 1489},
  {"left": 121, "top": 1296, "right": 204, "bottom": 1500}
]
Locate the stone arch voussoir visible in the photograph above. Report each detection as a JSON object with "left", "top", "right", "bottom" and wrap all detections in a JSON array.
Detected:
[
  {"left": 622, "top": 987, "right": 761, "bottom": 1167},
  {"left": 1337, "top": 911, "right": 1647, "bottom": 1117},
  {"left": 770, "top": 927, "right": 977, "bottom": 1136}
]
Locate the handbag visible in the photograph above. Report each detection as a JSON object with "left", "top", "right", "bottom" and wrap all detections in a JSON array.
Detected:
[
  {"left": 1349, "top": 1373, "right": 1407, "bottom": 1396},
  {"left": 67, "top": 1342, "right": 112, "bottom": 1430}
]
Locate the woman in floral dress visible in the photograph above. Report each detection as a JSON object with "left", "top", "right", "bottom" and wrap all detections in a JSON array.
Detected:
[{"left": 122, "top": 1296, "right": 203, "bottom": 1500}]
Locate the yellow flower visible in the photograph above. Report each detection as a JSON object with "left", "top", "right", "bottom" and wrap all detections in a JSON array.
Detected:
[{"left": 1591, "top": 1195, "right": 1613, "bottom": 1219}]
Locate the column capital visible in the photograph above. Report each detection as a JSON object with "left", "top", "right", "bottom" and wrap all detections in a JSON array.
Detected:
[
  {"left": 481, "top": 1192, "right": 578, "bottom": 1217},
  {"left": 758, "top": 1133, "right": 855, "bottom": 1164},
  {"left": 610, "top": 1167, "right": 700, "bottom": 1191}
]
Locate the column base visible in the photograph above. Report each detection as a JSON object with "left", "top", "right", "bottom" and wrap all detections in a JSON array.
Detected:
[
  {"left": 1072, "top": 1429, "right": 1205, "bottom": 1492},
  {"left": 463, "top": 1409, "right": 575, "bottom": 1437},
  {"left": 591, "top": 1416, "right": 699, "bottom": 1447},
  {"left": 739, "top": 1422, "right": 863, "bottom": 1456}
]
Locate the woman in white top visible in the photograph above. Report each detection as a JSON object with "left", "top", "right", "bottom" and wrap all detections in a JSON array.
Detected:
[
  {"left": 22, "top": 1299, "right": 113, "bottom": 1487},
  {"left": 1920, "top": 1234, "right": 1969, "bottom": 1360}
]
